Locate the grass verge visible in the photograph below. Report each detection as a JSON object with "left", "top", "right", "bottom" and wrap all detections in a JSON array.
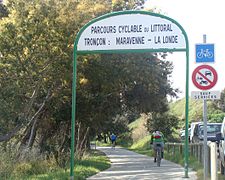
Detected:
[{"left": 0, "top": 150, "right": 110, "bottom": 180}]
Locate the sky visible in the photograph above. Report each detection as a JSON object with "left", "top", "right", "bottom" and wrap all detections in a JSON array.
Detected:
[{"left": 145, "top": 0, "right": 225, "bottom": 99}]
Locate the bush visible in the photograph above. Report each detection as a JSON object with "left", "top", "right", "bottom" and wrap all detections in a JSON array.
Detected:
[
  {"left": 12, "top": 160, "right": 53, "bottom": 177},
  {"left": 130, "top": 135, "right": 151, "bottom": 150},
  {"left": 0, "top": 145, "right": 109, "bottom": 180},
  {"left": 0, "top": 145, "right": 58, "bottom": 179},
  {"left": 0, "top": 147, "right": 16, "bottom": 179},
  {"left": 13, "top": 162, "right": 32, "bottom": 177},
  {"left": 117, "top": 132, "right": 133, "bottom": 147}
]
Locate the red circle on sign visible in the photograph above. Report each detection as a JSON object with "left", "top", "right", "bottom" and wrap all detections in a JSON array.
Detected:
[{"left": 192, "top": 65, "right": 218, "bottom": 90}]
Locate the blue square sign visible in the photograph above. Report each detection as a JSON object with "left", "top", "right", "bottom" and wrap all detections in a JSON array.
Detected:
[{"left": 195, "top": 44, "right": 215, "bottom": 63}]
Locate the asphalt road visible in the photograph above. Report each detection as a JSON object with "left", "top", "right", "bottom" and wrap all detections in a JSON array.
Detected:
[{"left": 87, "top": 146, "right": 197, "bottom": 180}]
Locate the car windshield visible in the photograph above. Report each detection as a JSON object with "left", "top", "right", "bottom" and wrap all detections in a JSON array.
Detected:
[{"left": 199, "top": 124, "right": 221, "bottom": 135}]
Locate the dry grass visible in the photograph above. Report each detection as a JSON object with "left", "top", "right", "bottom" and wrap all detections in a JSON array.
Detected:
[{"left": 130, "top": 114, "right": 149, "bottom": 143}]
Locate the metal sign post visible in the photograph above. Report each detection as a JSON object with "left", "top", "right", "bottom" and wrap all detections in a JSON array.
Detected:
[
  {"left": 202, "top": 34, "right": 209, "bottom": 180},
  {"left": 203, "top": 97, "right": 208, "bottom": 180},
  {"left": 71, "top": 10, "right": 190, "bottom": 179},
  {"left": 192, "top": 35, "right": 218, "bottom": 180}
]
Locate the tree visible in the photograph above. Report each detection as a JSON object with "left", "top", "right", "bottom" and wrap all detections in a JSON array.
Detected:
[
  {"left": 146, "top": 112, "right": 179, "bottom": 141},
  {"left": 0, "top": 0, "right": 177, "bottom": 160},
  {"left": 77, "top": 52, "right": 177, "bottom": 143},
  {"left": 0, "top": 0, "right": 112, "bottom": 155},
  {"left": 209, "top": 88, "right": 225, "bottom": 122},
  {"left": 213, "top": 88, "right": 225, "bottom": 112}
]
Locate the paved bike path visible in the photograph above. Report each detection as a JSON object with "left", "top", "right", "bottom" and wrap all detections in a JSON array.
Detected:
[{"left": 87, "top": 146, "right": 197, "bottom": 180}]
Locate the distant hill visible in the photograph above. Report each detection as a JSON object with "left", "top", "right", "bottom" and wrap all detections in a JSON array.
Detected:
[
  {"left": 127, "top": 97, "right": 225, "bottom": 147},
  {"left": 169, "top": 97, "right": 225, "bottom": 123}
]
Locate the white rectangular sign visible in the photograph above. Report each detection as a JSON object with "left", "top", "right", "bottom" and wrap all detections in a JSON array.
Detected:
[
  {"left": 77, "top": 14, "right": 186, "bottom": 51},
  {"left": 191, "top": 91, "right": 221, "bottom": 100}
]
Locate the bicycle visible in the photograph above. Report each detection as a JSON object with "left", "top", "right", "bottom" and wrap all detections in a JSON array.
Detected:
[
  {"left": 197, "top": 49, "right": 213, "bottom": 59},
  {"left": 155, "top": 144, "right": 162, "bottom": 167}
]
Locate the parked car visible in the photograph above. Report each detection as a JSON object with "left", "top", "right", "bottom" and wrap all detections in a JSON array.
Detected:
[
  {"left": 218, "top": 117, "right": 225, "bottom": 174},
  {"left": 189, "top": 121, "right": 202, "bottom": 143},
  {"left": 180, "top": 128, "right": 191, "bottom": 141},
  {"left": 192, "top": 122, "right": 222, "bottom": 143}
]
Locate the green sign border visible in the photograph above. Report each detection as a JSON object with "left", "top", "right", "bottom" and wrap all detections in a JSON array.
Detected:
[
  {"left": 74, "top": 10, "right": 187, "bottom": 54},
  {"left": 71, "top": 10, "right": 190, "bottom": 180}
]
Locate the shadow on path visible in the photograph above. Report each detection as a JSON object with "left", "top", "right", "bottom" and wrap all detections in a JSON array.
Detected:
[{"left": 87, "top": 146, "right": 197, "bottom": 180}]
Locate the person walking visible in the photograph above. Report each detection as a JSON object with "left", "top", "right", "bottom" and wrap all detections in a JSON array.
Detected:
[{"left": 110, "top": 133, "right": 117, "bottom": 149}]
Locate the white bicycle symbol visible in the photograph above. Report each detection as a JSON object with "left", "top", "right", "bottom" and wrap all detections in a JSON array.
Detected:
[{"left": 197, "top": 49, "right": 213, "bottom": 59}]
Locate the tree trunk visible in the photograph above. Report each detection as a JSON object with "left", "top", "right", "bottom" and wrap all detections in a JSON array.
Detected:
[
  {"left": 27, "top": 118, "right": 38, "bottom": 148},
  {"left": 78, "top": 127, "right": 90, "bottom": 155},
  {"left": 104, "top": 134, "right": 107, "bottom": 143},
  {"left": 76, "top": 122, "right": 81, "bottom": 154}
]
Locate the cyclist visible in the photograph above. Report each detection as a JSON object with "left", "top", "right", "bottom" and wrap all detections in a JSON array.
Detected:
[
  {"left": 110, "top": 133, "right": 117, "bottom": 148},
  {"left": 150, "top": 130, "right": 164, "bottom": 162}
]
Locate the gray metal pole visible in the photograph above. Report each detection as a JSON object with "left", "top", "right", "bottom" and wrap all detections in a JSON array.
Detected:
[
  {"left": 203, "top": 99, "right": 208, "bottom": 180},
  {"left": 203, "top": 34, "right": 208, "bottom": 180}
]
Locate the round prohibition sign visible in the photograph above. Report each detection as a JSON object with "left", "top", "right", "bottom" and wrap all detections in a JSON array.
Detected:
[{"left": 192, "top": 65, "right": 218, "bottom": 90}]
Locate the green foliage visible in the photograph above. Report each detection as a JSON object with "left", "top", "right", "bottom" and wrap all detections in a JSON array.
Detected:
[
  {"left": 111, "top": 0, "right": 145, "bottom": 11},
  {"left": 0, "top": 0, "right": 84, "bottom": 144},
  {"left": 80, "top": 52, "right": 176, "bottom": 140},
  {"left": 75, "top": 151, "right": 110, "bottom": 178},
  {"left": 119, "top": 54, "right": 175, "bottom": 113},
  {"left": 130, "top": 135, "right": 151, "bottom": 150},
  {"left": 128, "top": 114, "right": 149, "bottom": 142},
  {"left": 128, "top": 116, "right": 143, "bottom": 129},
  {"left": 12, "top": 161, "right": 52, "bottom": 177},
  {"left": 165, "top": 151, "right": 184, "bottom": 165},
  {"left": 13, "top": 163, "right": 32, "bottom": 177},
  {"left": 169, "top": 98, "right": 202, "bottom": 121},
  {"left": 208, "top": 113, "right": 225, "bottom": 123},
  {"left": 0, "top": 0, "right": 114, "bottom": 156},
  {"left": 0, "top": 149, "right": 110, "bottom": 179},
  {"left": 116, "top": 132, "right": 133, "bottom": 147},
  {"left": 169, "top": 98, "right": 224, "bottom": 123},
  {"left": 146, "top": 112, "right": 179, "bottom": 141},
  {"left": 0, "top": 151, "right": 15, "bottom": 179},
  {"left": 0, "top": 0, "right": 178, "bottom": 163},
  {"left": 213, "top": 89, "right": 225, "bottom": 112}
]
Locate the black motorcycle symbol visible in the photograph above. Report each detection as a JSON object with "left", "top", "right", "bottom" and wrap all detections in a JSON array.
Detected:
[{"left": 197, "top": 77, "right": 208, "bottom": 85}]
